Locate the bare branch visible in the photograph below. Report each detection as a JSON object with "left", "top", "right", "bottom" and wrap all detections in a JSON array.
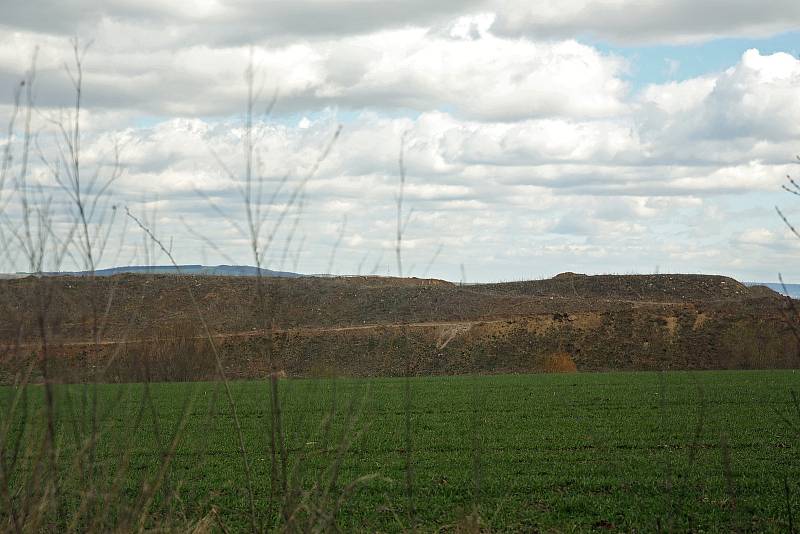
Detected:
[
  {"left": 422, "top": 243, "right": 444, "bottom": 278},
  {"left": 125, "top": 206, "right": 259, "bottom": 531},
  {"left": 396, "top": 131, "right": 408, "bottom": 278},
  {"left": 326, "top": 215, "right": 347, "bottom": 275},
  {"left": 777, "top": 206, "right": 800, "bottom": 241}
]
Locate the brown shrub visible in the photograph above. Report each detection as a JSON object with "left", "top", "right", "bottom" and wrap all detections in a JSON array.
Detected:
[{"left": 542, "top": 352, "right": 577, "bottom": 373}]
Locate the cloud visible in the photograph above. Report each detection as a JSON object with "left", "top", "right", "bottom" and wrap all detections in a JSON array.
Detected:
[
  {"left": 0, "top": 24, "right": 630, "bottom": 123},
  {"left": 315, "top": 30, "right": 629, "bottom": 121},
  {"left": 2, "top": 88, "right": 789, "bottom": 280},
  {"left": 2, "top": 2, "right": 800, "bottom": 281},
  {"left": 698, "top": 50, "right": 800, "bottom": 141},
  {"left": 0, "top": 0, "right": 486, "bottom": 42},
  {"left": 633, "top": 50, "right": 800, "bottom": 175},
  {"left": 490, "top": 0, "right": 800, "bottom": 45},
  {"left": 734, "top": 227, "right": 778, "bottom": 246},
  {"left": 2, "top": 8, "right": 795, "bottom": 128},
  {"left": 5, "top": 0, "right": 798, "bottom": 47}
]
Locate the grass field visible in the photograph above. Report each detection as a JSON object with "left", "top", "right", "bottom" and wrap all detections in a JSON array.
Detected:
[{"left": 4, "top": 370, "right": 800, "bottom": 531}]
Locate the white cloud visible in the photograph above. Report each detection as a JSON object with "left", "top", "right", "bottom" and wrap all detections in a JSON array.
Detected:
[
  {"left": 1, "top": 92, "right": 787, "bottom": 280},
  {"left": 635, "top": 50, "right": 800, "bottom": 175},
  {"left": 703, "top": 50, "right": 800, "bottom": 141},
  {"left": 321, "top": 31, "right": 628, "bottom": 121},
  {"left": 2, "top": 3, "right": 800, "bottom": 282},
  {"left": 640, "top": 77, "right": 716, "bottom": 115},
  {"left": 735, "top": 228, "right": 778, "bottom": 246},
  {"left": 0, "top": 26, "right": 630, "bottom": 123}
]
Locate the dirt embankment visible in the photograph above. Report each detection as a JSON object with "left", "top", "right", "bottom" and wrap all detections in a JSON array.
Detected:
[
  {"left": 472, "top": 273, "right": 752, "bottom": 302},
  {"left": 1, "top": 272, "right": 796, "bottom": 382}
]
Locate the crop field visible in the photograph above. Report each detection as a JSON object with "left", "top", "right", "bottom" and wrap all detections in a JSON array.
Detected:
[{"left": 4, "top": 370, "right": 800, "bottom": 531}]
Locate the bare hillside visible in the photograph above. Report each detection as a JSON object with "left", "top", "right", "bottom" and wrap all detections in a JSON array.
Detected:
[{"left": 0, "top": 272, "right": 795, "bottom": 381}]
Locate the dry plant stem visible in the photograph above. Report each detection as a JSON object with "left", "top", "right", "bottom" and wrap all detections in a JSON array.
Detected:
[
  {"left": 0, "top": 87, "right": 20, "bottom": 200},
  {"left": 204, "top": 58, "right": 342, "bottom": 521},
  {"left": 37, "top": 283, "right": 61, "bottom": 522},
  {"left": 0, "top": 362, "right": 37, "bottom": 532},
  {"left": 35, "top": 360, "right": 136, "bottom": 531},
  {"left": 394, "top": 137, "right": 416, "bottom": 529},
  {"left": 238, "top": 59, "right": 285, "bottom": 512},
  {"left": 720, "top": 433, "right": 738, "bottom": 530},
  {"left": 5, "top": 46, "right": 115, "bottom": 529},
  {"left": 271, "top": 375, "right": 288, "bottom": 497},
  {"left": 254, "top": 128, "right": 340, "bottom": 265},
  {"left": 778, "top": 163, "right": 800, "bottom": 359},
  {"left": 403, "top": 335, "right": 415, "bottom": 529},
  {"left": 355, "top": 251, "right": 369, "bottom": 275},
  {"left": 395, "top": 132, "right": 411, "bottom": 279},
  {"left": 5, "top": 366, "right": 34, "bottom": 465},
  {"left": 132, "top": 392, "right": 194, "bottom": 533},
  {"left": 46, "top": 41, "right": 123, "bottom": 521},
  {"left": 657, "top": 372, "right": 676, "bottom": 530},
  {"left": 66, "top": 388, "right": 140, "bottom": 532},
  {"left": 80, "top": 410, "right": 137, "bottom": 530},
  {"left": 291, "top": 234, "right": 305, "bottom": 273},
  {"left": 281, "top": 398, "right": 336, "bottom": 528},
  {"left": 277, "top": 193, "right": 304, "bottom": 272},
  {"left": 470, "top": 377, "right": 483, "bottom": 513},
  {"left": 318, "top": 389, "right": 364, "bottom": 500},
  {"left": 7, "top": 56, "right": 40, "bottom": 272},
  {"left": 0, "top": 54, "right": 74, "bottom": 530},
  {"left": 0, "top": 59, "right": 33, "bottom": 218},
  {"left": 48, "top": 39, "right": 122, "bottom": 277},
  {"left": 687, "top": 384, "right": 706, "bottom": 467},
  {"left": 286, "top": 384, "right": 374, "bottom": 532},
  {"left": 781, "top": 157, "right": 800, "bottom": 198},
  {"left": 422, "top": 244, "right": 443, "bottom": 279},
  {"left": 325, "top": 215, "right": 347, "bottom": 275},
  {"left": 786, "top": 476, "right": 796, "bottom": 534},
  {"left": 778, "top": 206, "right": 800, "bottom": 244},
  {"left": 125, "top": 208, "right": 259, "bottom": 532}
]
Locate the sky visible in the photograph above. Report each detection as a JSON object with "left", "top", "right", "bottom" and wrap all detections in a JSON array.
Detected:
[{"left": 1, "top": 1, "right": 799, "bottom": 282}]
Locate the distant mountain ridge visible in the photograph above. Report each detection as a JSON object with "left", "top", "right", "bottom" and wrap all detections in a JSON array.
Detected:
[
  {"left": 745, "top": 282, "right": 800, "bottom": 299},
  {"left": 18, "top": 265, "right": 303, "bottom": 278}
]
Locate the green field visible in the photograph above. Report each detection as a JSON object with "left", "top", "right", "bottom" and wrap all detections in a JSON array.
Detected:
[{"left": 4, "top": 370, "right": 800, "bottom": 531}]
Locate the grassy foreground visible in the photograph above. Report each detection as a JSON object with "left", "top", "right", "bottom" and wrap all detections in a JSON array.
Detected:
[{"left": 4, "top": 370, "right": 800, "bottom": 531}]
